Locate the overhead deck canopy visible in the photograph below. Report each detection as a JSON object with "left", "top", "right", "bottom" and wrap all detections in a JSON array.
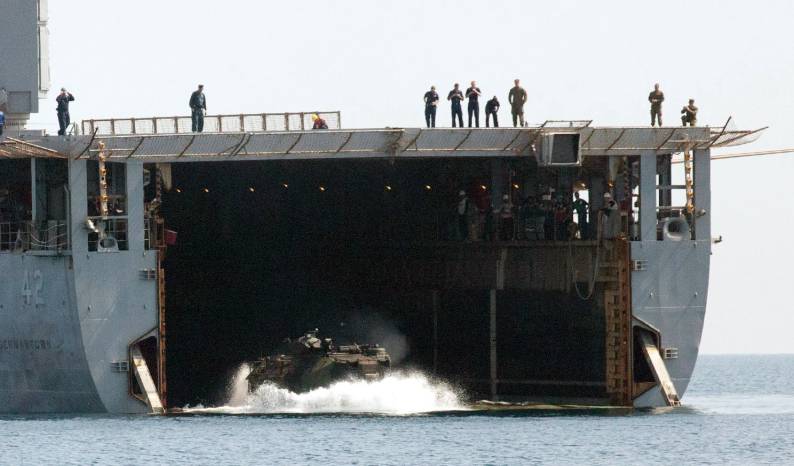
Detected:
[{"left": 2, "top": 121, "right": 764, "bottom": 162}]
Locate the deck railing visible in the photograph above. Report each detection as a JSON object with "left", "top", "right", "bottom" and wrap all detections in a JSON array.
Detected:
[
  {"left": 81, "top": 111, "right": 341, "bottom": 136},
  {"left": 0, "top": 221, "right": 68, "bottom": 252}
]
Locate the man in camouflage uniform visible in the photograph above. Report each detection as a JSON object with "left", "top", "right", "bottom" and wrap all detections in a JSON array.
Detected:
[
  {"left": 508, "top": 79, "right": 527, "bottom": 127},
  {"left": 681, "top": 99, "right": 698, "bottom": 126},
  {"left": 648, "top": 83, "right": 665, "bottom": 126}
]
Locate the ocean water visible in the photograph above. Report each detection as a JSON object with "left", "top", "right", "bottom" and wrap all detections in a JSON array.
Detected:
[{"left": 2, "top": 355, "right": 793, "bottom": 465}]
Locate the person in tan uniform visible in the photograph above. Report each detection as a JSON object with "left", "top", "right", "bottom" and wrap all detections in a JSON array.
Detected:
[
  {"left": 508, "top": 79, "right": 527, "bottom": 127},
  {"left": 648, "top": 83, "right": 665, "bottom": 126}
]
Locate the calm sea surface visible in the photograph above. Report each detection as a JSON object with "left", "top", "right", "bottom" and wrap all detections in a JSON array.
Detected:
[{"left": 2, "top": 355, "right": 793, "bottom": 465}]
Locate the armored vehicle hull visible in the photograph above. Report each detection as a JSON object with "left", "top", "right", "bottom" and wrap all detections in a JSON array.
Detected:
[{"left": 246, "top": 333, "right": 391, "bottom": 393}]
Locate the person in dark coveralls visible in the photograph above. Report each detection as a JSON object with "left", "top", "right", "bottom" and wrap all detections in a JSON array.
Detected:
[
  {"left": 681, "top": 99, "right": 698, "bottom": 126},
  {"left": 508, "top": 79, "right": 527, "bottom": 127},
  {"left": 496, "top": 194, "right": 515, "bottom": 241},
  {"left": 448, "top": 84, "right": 464, "bottom": 128},
  {"left": 465, "top": 81, "right": 482, "bottom": 128},
  {"left": 56, "top": 88, "right": 75, "bottom": 136},
  {"left": 648, "top": 83, "right": 665, "bottom": 126},
  {"left": 456, "top": 190, "right": 470, "bottom": 240},
  {"left": 485, "top": 96, "right": 500, "bottom": 128},
  {"left": 423, "top": 86, "right": 439, "bottom": 128},
  {"left": 0, "top": 111, "right": 5, "bottom": 137},
  {"left": 572, "top": 191, "right": 589, "bottom": 239},
  {"left": 189, "top": 84, "right": 207, "bottom": 132}
]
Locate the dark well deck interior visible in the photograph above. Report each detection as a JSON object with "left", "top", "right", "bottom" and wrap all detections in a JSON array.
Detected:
[{"left": 160, "top": 159, "right": 607, "bottom": 406}]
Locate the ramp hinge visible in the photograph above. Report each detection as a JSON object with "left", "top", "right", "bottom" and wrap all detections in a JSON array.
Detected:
[{"left": 631, "top": 260, "right": 648, "bottom": 271}]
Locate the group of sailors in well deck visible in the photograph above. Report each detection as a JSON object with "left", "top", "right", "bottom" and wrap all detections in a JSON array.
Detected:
[{"left": 423, "top": 81, "right": 700, "bottom": 129}]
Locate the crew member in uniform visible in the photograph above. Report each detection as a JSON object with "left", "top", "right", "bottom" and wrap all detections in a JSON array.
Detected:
[
  {"left": 648, "top": 83, "right": 665, "bottom": 126},
  {"left": 572, "top": 191, "right": 589, "bottom": 239},
  {"left": 681, "top": 99, "right": 698, "bottom": 126},
  {"left": 423, "top": 86, "right": 439, "bottom": 128},
  {"left": 447, "top": 83, "right": 464, "bottom": 128},
  {"left": 312, "top": 114, "right": 329, "bottom": 129},
  {"left": 508, "top": 79, "right": 527, "bottom": 127},
  {"left": 55, "top": 88, "right": 75, "bottom": 136},
  {"left": 465, "top": 81, "right": 482, "bottom": 128},
  {"left": 485, "top": 96, "right": 500, "bottom": 128},
  {"left": 189, "top": 84, "right": 207, "bottom": 133}
]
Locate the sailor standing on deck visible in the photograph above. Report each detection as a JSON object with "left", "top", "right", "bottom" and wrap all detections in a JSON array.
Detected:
[
  {"left": 465, "top": 81, "right": 482, "bottom": 128},
  {"left": 56, "top": 88, "right": 75, "bottom": 136},
  {"left": 189, "top": 84, "right": 207, "bottom": 132},
  {"left": 0, "top": 111, "right": 5, "bottom": 137},
  {"left": 648, "top": 83, "right": 665, "bottom": 126},
  {"left": 423, "top": 86, "right": 439, "bottom": 128},
  {"left": 448, "top": 84, "right": 464, "bottom": 128},
  {"left": 508, "top": 79, "right": 527, "bottom": 127}
]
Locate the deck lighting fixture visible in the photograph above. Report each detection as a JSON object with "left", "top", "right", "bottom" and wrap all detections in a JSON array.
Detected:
[
  {"left": 480, "top": 184, "right": 487, "bottom": 191},
  {"left": 424, "top": 184, "right": 432, "bottom": 191},
  {"left": 203, "top": 188, "right": 209, "bottom": 193},
  {"left": 513, "top": 184, "right": 520, "bottom": 189},
  {"left": 248, "top": 187, "right": 255, "bottom": 192},
  {"left": 319, "top": 186, "right": 326, "bottom": 192},
  {"left": 282, "top": 183, "right": 289, "bottom": 189},
  {"left": 385, "top": 185, "right": 392, "bottom": 191},
  {"left": 175, "top": 188, "right": 182, "bottom": 193}
]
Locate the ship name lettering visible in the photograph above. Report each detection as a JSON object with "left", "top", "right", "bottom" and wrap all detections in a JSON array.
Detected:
[{"left": 0, "top": 339, "right": 52, "bottom": 351}]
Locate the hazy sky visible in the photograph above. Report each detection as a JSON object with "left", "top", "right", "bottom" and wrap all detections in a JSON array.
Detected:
[{"left": 31, "top": 0, "right": 794, "bottom": 354}]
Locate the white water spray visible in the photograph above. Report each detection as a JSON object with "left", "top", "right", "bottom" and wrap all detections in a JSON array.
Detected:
[
  {"left": 225, "top": 363, "right": 252, "bottom": 407},
  {"left": 192, "top": 370, "right": 466, "bottom": 415}
]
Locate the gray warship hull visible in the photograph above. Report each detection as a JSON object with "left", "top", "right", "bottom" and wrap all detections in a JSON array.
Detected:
[{"left": 0, "top": 123, "right": 750, "bottom": 413}]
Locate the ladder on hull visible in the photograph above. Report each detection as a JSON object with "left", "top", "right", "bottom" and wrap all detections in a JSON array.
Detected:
[{"left": 638, "top": 332, "right": 681, "bottom": 407}]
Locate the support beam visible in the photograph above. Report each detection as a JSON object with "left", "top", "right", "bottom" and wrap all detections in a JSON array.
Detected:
[
  {"left": 68, "top": 158, "right": 88, "bottom": 254},
  {"left": 130, "top": 346, "right": 165, "bottom": 414},
  {"left": 639, "top": 150, "right": 657, "bottom": 241},
  {"left": 489, "top": 288, "right": 498, "bottom": 401},
  {"left": 638, "top": 332, "right": 681, "bottom": 406},
  {"left": 125, "top": 161, "right": 145, "bottom": 251},
  {"left": 693, "top": 148, "right": 711, "bottom": 241},
  {"left": 432, "top": 290, "right": 439, "bottom": 375}
]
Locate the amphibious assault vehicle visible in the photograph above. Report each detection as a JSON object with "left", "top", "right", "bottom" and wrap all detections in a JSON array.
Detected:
[{"left": 246, "top": 330, "right": 391, "bottom": 393}]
